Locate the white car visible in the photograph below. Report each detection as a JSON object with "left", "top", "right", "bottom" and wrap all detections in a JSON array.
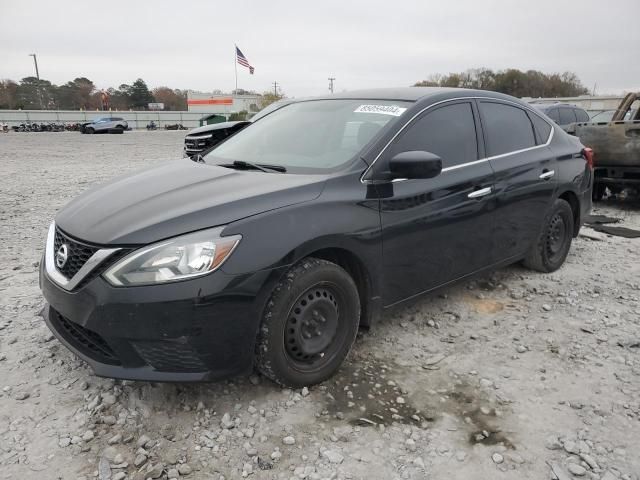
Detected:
[{"left": 81, "top": 117, "right": 128, "bottom": 134}]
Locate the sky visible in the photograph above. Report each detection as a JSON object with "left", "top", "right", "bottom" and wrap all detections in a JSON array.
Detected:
[{"left": 1, "top": 0, "right": 639, "bottom": 97}]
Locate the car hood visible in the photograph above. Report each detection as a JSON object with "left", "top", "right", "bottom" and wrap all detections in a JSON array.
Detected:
[
  {"left": 55, "top": 159, "right": 326, "bottom": 245},
  {"left": 186, "top": 121, "right": 249, "bottom": 136}
]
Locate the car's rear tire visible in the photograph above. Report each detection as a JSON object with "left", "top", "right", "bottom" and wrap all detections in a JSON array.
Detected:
[
  {"left": 523, "top": 198, "right": 574, "bottom": 273},
  {"left": 592, "top": 183, "right": 605, "bottom": 201},
  {"left": 255, "top": 258, "right": 360, "bottom": 387},
  {"left": 85, "top": 127, "right": 94, "bottom": 134}
]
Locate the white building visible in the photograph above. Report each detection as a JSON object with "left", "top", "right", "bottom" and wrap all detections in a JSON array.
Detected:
[{"left": 187, "top": 92, "right": 262, "bottom": 115}]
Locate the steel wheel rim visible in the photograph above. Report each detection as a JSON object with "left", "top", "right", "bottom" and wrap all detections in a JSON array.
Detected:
[
  {"left": 284, "top": 284, "right": 341, "bottom": 369},
  {"left": 545, "top": 213, "right": 567, "bottom": 258}
]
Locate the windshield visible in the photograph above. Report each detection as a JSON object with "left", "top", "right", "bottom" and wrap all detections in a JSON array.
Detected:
[
  {"left": 590, "top": 110, "right": 614, "bottom": 122},
  {"left": 204, "top": 99, "right": 412, "bottom": 172}
]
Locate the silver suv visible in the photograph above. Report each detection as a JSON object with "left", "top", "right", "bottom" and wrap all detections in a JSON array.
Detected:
[{"left": 81, "top": 117, "right": 128, "bottom": 134}]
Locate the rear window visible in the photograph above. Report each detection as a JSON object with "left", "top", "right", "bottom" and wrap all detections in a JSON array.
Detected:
[
  {"left": 574, "top": 109, "right": 589, "bottom": 122},
  {"left": 546, "top": 108, "right": 560, "bottom": 123},
  {"left": 479, "top": 102, "right": 536, "bottom": 157},
  {"left": 558, "top": 108, "right": 576, "bottom": 125}
]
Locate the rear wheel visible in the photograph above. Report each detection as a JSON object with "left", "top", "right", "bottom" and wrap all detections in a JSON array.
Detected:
[
  {"left": 592, "top": 183, "right": 605, "bottom": 201},
  {"left": 85, "top": 127, "right": 94, "bottom": 134},
  {"left": 523, "top": 199, "right": 574, "bottom": 273},
  {"left": 255, "top": 258, "right": 360, "bottom": 387}
]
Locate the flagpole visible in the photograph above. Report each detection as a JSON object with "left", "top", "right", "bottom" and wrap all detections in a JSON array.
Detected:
[{"left": 234, "top": 44, "right": 238, "bottom": 96}]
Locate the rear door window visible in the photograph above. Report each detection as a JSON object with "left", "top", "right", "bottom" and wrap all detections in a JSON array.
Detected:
[
  {"left": 479, "top": 102, "right": 536, "bottom": 157},
  {"left": 528, "top": 112, "right": 553, "bottom": 145},
  {"left": 558, "top": 108, "right": 577, "bottom": 125},
  {"left": 387, "top": 102, "right": 478, "bottom": 168}
]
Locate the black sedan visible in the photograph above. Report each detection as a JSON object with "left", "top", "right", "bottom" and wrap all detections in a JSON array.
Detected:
[{"left": 40, "top": 87, "right": 593, "bottom": 387}]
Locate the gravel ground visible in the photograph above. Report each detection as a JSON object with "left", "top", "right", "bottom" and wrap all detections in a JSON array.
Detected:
[{"left": 0, "top": 131, "right": 639, "bottom": 480}]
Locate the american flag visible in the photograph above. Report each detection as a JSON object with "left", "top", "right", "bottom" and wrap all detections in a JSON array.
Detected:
[{"left": 236, "top": 46, "right": 254, "bottom": 75}]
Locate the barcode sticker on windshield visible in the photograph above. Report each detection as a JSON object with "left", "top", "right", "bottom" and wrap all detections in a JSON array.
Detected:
[{"left": 354, "top": 105, "right": 407, "bottom": 116}]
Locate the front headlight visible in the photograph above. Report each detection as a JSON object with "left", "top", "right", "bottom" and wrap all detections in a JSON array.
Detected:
[{"left": 103, "top": 227, "right": 241, "bottom": 286}]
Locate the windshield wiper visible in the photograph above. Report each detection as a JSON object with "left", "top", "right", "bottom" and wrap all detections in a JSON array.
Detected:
[{"left": 229, "top": 160, "right": 286, "bottom": 173}]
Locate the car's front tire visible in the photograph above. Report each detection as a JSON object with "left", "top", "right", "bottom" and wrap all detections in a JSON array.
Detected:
[
  {"left": 255, "top": 258, "right": 360, "bottom": 387},
  {"left": 523, "top": 198, "right": 574, "bottom": 273},
  {"left": 85, "top": 127, "right": 94, "bottom": 134}
]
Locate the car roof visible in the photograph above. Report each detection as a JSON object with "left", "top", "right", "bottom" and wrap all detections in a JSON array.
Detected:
[
  {"left": 532, "top": 103, "right": 584, "bottom": 110},
  {"left": 290, "top": 87, "right": 533, "bottom": 105}
]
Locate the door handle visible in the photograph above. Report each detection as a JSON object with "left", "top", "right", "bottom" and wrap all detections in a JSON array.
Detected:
[
  {"left": 539, "top": 170, "right": 555, "bottom": 180},
  {"left": 468, "top": 187, "right": 492, "bottom": 199}
]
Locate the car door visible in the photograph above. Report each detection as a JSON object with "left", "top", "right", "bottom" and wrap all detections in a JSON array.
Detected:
[
  {"left": 371, "top": 100, "right": 496, "bottom": 305},
  {"left": 477, "top": 100, "right": 558, "bottom": 264}
]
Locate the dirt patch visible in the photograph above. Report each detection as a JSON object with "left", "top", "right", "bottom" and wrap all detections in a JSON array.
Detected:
[
  {"left": 321, "top": 356, "right": 427, "bottom": 426},
  {"left": 464, "top": 296, "right": 505, "bottom": 314}
]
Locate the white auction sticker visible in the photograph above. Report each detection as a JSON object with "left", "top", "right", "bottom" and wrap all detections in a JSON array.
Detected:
[{"left": 354, "top": 105, "right": 407, "bottom": 116}]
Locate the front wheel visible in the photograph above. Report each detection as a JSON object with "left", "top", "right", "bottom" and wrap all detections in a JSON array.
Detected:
[
  {"left": 255, "top": 258, "right": 360, "bottom": 387},
  {"left": 523, "top": 198, "right": 574, "bottom": 273}
]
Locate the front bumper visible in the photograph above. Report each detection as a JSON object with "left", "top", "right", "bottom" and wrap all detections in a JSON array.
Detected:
[{"left": 40, "top": 260, "right": 285, "bottom": 382}]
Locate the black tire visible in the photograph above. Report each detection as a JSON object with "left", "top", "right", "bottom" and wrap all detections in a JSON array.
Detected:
[
  {"left": 255, "top": 258, "right": 360, "bottom": 387},
  {"left": 85, "top": 127, "right": 94, "bottom": 134},
  {"left": 523, "top": 199, "right": 574, "bottom": 273},
  {"left": 592, "top": 183, "right": 605, "bottom": 201}
]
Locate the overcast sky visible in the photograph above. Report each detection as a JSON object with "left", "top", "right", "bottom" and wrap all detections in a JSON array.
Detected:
[{"left": 1, "top": 0, "right": 639, "bottom": 97}]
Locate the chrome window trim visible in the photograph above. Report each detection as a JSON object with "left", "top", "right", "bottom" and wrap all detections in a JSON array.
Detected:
[
  {"left": 186, "top": 134, "right": 213, "bottom": 140},
  {"left": 45, "top": 222, "right": 120, "bottom": 291},
  {"left": 361, "top": 96, "right": 555, "bottom": 183}
]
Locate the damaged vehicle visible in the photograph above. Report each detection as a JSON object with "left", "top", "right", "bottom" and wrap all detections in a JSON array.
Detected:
[
  {"left": 184, "top": 121, "right": 249, "bottom": 158},
  {"left": 40, "top": 88, "right": 592, "bottom": 387},
  {"left": 572, "top": 92, "right": 640, "bottom": 200},
  {"left": 183, "top": 100, "right": 292, "bottom": 157}
]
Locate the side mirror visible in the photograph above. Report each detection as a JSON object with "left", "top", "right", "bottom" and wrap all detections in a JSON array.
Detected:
[{"left": 388, "top": 151, "right": 442, "bottom": 180}]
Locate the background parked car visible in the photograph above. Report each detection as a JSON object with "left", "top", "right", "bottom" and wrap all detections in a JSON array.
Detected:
[
  {"left": 184, "top": 99, "right": 294, "bottom": 158},
  {"left": 183, "top": 121, "right": 250, "bottom": 157},
  {"left": 532, "top": 103, "right": 590, "bottom": 128},
  {"left": 80, "top": 117, "right": 128, "bottom": 134}
]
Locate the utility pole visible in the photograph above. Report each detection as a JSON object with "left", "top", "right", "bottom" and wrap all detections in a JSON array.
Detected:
[
  {"left": 272, "top": 81, "right": 279, "bottom": 97},
  {"left": 328, "top": 77, "right": 335, "bottom": 94},
  {"left": 28, "top": 53, "right": 43, "bottom": 109}
]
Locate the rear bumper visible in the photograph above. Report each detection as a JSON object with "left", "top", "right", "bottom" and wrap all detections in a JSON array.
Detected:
[
  {"left": 594, "top": 166, "right": 640, "bottom": 185},
  {"left": 40, "top": 260, "right": 286, "bottom": 382}
]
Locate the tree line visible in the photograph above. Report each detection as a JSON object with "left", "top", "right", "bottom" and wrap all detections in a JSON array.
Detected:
[
  {"left": 0, "top": 68, "right": 590, "bottom": 111},
  {"left": 0, "top": 77, "right": 189, "bottom": 111},
  {"left": 414, "top": 68, "right": 589, "bottom": 98}
]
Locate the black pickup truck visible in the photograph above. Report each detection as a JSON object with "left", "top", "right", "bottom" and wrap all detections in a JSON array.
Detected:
[
  {"left": 183, "top": 121, "right": 249, "bottom": 158},
  {"left": 183, "top": 100, "right": 292, "bottom": 158}
]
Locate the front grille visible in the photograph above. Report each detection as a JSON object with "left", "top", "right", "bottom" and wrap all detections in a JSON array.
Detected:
[
  {"left": 184, "top": 136, "right": 213, "bottom": 156},
  {"left": 49, "top": 310, "right": 120, "bottom": 365},
  {"left": 54, "top": 228, "right": 99, "bottom": 279},
  {"left": 133, "top": 340, "right": 206, "bottom": 372},
  {"left": 75, "top": 249, "right": 131, "bottom": 290}
]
